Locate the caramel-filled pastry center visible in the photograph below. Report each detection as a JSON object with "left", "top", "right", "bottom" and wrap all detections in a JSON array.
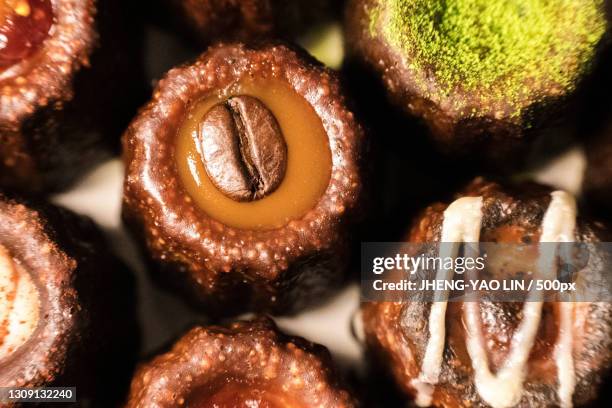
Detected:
[
  {"left": 0, "top": 245, "right": 40, "bottom": 360},
  {"left": 176, "top": 79, "right": 332, "bottom": 230},
  {"left": 189, "top": 381, "right": 299, "bottom": 408}
]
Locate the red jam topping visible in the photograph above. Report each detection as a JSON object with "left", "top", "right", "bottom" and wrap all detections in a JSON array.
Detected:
[{"left": 0, "top": 0, "right": 53, "bottom": 69}]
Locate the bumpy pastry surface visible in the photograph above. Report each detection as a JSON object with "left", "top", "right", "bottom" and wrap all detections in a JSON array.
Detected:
[
  {"left": 0, "top": 194, "right": 82, "bottom": 388},
  {"left": 125, "top": 318, "right": 356, "bottom": 408},
  {"left": 123, "top": 42, "right": 364, "bottom": 315},
  {"left": 362, "top": 179, "right": 612, "bottom": 407},
  {"left": 0, "top": 0, "right": 98, "bottom": 190},
  {"left": 0, "top": 193, "right": 137, "bottom": 403},
  {"left": 0, "top": 0, "right": 143, "bottom": 192}
]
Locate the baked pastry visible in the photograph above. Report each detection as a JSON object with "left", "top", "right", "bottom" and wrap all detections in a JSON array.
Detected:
[
  {"left": 345, "top": 0, "right": 609, "bottom": 164},
  {"left": 123, "top": 42, "right": 364, "bottom": 315},
  {"left": 125, "top": 317, "right": 357, "bottom": 407},
  {"left": 0, "top": 193, "right": 138, "bottom": 404},
  {"left": 362, "top": 179, "right": 612, "bottom": 407},
  {"left": 0, "top": 0, "right": 143, "bottom": 192}
]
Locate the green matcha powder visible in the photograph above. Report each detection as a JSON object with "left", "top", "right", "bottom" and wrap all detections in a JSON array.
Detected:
[{"left": 372, "top": 0, "right": 607, "bottom": 115}]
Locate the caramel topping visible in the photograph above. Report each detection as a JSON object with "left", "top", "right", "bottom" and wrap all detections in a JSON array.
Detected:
[
  {"left": 0, "top": 244, "right": 39, "bottom": 360},
  {"left": 177, "top": 80, "right": 332, "bottom": 230},
  {"left": 0, "top": 0, "right": 53, "bottom": 69}
]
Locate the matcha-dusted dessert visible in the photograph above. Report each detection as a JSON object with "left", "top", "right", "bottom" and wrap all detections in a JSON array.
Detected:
[{"left": 346, "top": 0, "right": 609, "bottom": 163}]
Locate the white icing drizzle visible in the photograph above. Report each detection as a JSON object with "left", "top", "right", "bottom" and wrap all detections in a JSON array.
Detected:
[
  {"left": 411, "top": 197, "right": 484, "bottom": 407},
  {"left": 546, "top": 191, "right": 577, "bottom": 408},
  {"left": 464, "top": 296, "right": 543, "bottom": 407},
  {"left": 556, "top": 302, "right": 575, "bottom": 408},
  {"left": 413, "top": 191, "right": 577, "bottom": 408},
  {"left": 464, "top": 191, "right": 577, "bottom": 408}
]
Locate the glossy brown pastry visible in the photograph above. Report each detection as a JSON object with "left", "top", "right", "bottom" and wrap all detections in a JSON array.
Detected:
[
  {"left": 362, "top": 179, "right": 612, "bottom": 407},
  {"left": 345, "top": 0, "right": 609, "bottom": 165},
  {"left": 169, "top": 0, "right": 339, "bottom": 44},
  {"left": 0, "top": 193, "right": 137, "bottom": 404},
  {"left": 0, "top": 0, "right": 142, "bottom": 193},
  {"left": 125, "top": 317, "right": 356, "bottom": 408},
  {"left": 122, "top": 42, "right": 364, "bottom": 315}
]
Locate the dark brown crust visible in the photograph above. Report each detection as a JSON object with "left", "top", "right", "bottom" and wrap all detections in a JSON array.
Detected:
[
  {"left": 122, "top": 42, "right": 364, "bottom": 315},
  {"left": 584, "top": 122, "right": 612, "bottom": 208},
  {"left": 170, "top": 0, "right": 339, "bottom": 43},
  {"left": 125, "top": 317, "right": 356, "bottom": 408},
  {"left": 362, "top": 178, "right": 612, "bottom": 407},
  {"left": 0, "top": 194, "right": 138, "bottom": 405},
  {"left": 344, "top": 0, "right": 605, "bottom": 164},
  {"left": 0, "top": 195, "right": 85, "bottom": 390},
  {"left": 0, "top": 0, "right": 143, "bottom": 193}
]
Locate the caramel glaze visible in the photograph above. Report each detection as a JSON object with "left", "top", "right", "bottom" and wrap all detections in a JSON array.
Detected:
[
  {"left": 0, "top": 193, "right": 138, "bottom": 404},
  {"left": 125, "top": 318, "right": 357, "bottom": 408},
  {"left": 123, "top": 42, "right": 364, "bottom": 316},
  {"left": 176, "top": 80, "right": 332, "bottom": 230},
  {"left": 362, "top": 178, "right": 612, "bottom": 407}
]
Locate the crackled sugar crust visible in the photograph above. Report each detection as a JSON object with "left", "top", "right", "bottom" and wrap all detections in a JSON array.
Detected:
[{"left": 125, "top": 318, "right": 356, "bottom": 408}]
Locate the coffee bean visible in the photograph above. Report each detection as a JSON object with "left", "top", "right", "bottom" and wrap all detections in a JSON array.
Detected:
[{"left": 198, "top": 95, "right": 287, "bottom": 202}]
